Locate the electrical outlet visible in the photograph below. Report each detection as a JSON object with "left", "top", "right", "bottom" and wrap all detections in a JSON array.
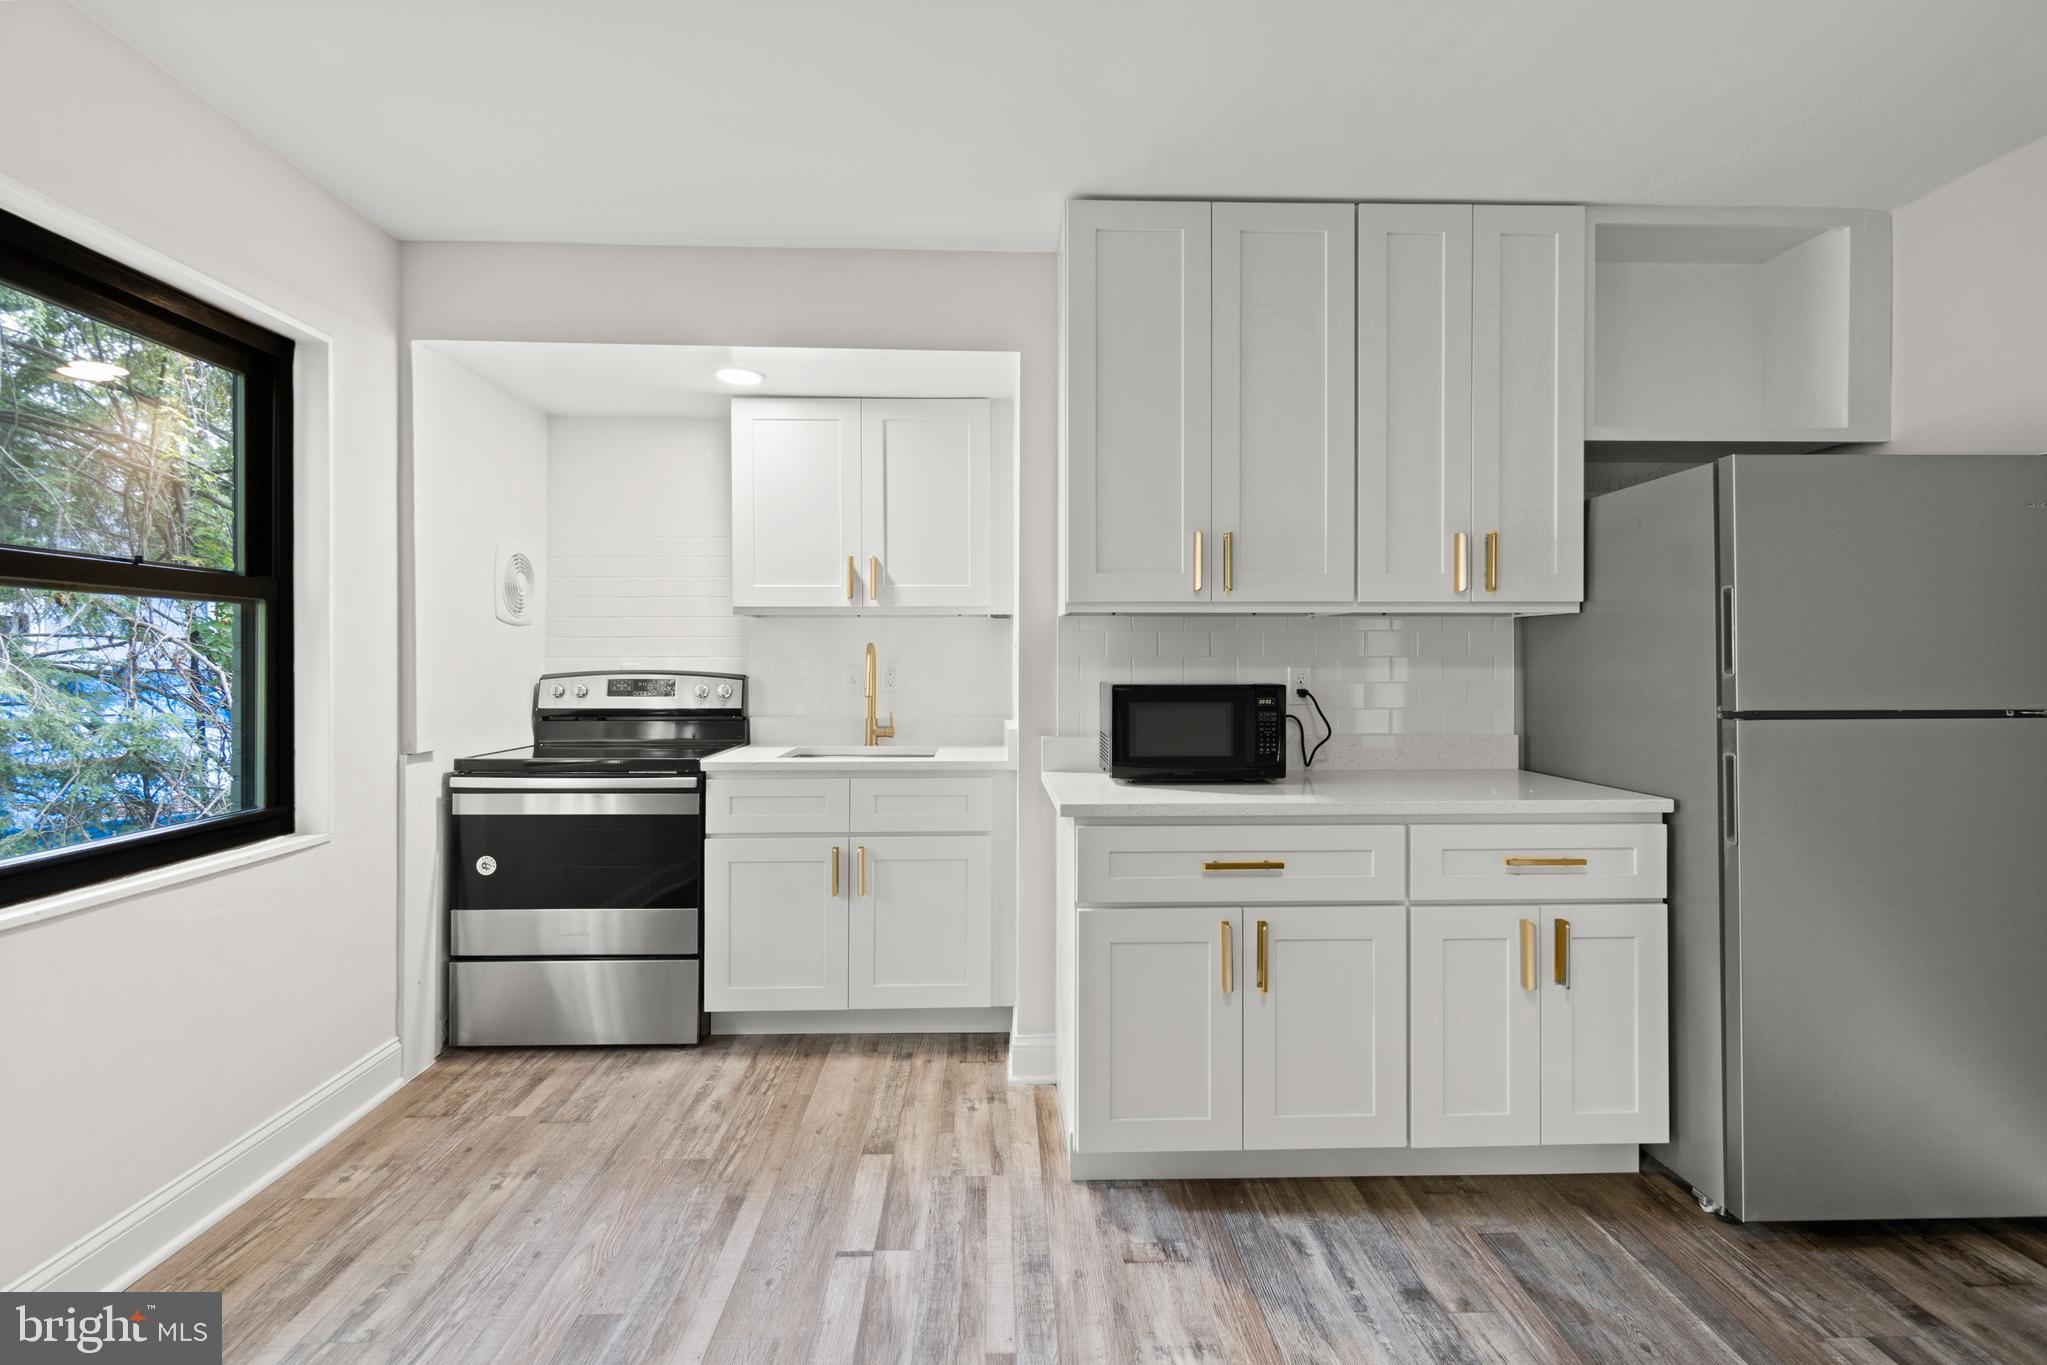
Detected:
[
  {"left": 883, "top": 663, "right": 899, "bottom": 691},
  {"left": 1286, "top": 666, "right": 1312, "bottom": 703}
]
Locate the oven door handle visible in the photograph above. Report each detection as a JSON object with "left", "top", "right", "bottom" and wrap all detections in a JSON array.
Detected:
[
  {"left": 452, "top": 792, "right": 701, "bottom": 817},
  {"left": 449, "top": 775, "right": 698, "bottom": 791}
]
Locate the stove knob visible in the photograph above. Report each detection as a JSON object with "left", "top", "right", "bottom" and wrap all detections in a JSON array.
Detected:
[
  {"left": 550, "top": 684, "right": 565, "bottom": 698},
  {"left": 694, "top": 684, "right": 711, "bottom": 699},
  {"left": 717, "top": 683, "right": 734, "bottom": 700},
  {"left": 573, "top": 684, "right": 588, "bottom": 698}
]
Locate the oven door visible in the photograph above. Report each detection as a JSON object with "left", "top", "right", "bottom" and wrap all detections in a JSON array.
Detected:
[
  {"left": 1109, "top": 685, "right": 1266, "bottom": 780},
  {"left": 449, "top": 778, "right": 701, "bottom": 957}
]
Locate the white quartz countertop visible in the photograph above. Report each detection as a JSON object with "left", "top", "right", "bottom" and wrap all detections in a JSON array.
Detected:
[
  {"left": 1041, "top": 768, "right": 1672, "bottom": 818},
  {"left": 704, "top": 744, "right": 1015, "bottom": 774}
]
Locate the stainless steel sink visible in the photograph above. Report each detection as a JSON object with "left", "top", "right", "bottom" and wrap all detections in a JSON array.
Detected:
[{"left": 782, "top": 745, "right": 940, "bottom": 759}]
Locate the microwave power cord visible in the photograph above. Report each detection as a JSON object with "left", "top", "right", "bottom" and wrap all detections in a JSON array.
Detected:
[{"left": 1289, "top": 685, "right": 1332, "bottom": 769}]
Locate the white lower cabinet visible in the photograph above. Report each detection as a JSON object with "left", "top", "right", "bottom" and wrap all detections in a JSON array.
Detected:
[
  {"left": 849, "top": 835, "right": 992, "bottom": 1009},
  {"left": 1540, "top": 905, "right": 1669, "bottom": 1145},
  {"left": 705, "top": 836, "right": 850, "bottom": 1011},
  {"left": 1075, "top": 904, "right": 1406, "bottom": 1154},
  {"left": 1409, "top": 902, "right": 1668, "bottom": 1148},
  {"left": 1075, "top": 907, "right": 1243, "bottom": 1153},
  {"left": 1244, "top": 905, "right": 1407, "bottom": 1149},
  {"left": 1409, "top": 905, "right": 1541, "bottom": 1147}
]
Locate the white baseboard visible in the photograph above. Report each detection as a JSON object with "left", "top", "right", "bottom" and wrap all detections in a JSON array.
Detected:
[
  {"left": 711, "top": 1007, "right": 1011, "bottom": 1035},
  {"left": 9, "top": 1038, "right": 405, "bottom": 1292},
  {"left": 1007, "top": 1030, "right": 1056, "bottom": 1086},
  {"left": 1066, "top": 1142, "right": 1640, "bottom": 1181}
]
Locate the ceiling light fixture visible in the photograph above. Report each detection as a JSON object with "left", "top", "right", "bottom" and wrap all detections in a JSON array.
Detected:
[
  {"left": 56, "top": 359, "right": 129, "bottom": 383},
  {"left": 714, "top": 367, "right": 765, "bottom": 386}
]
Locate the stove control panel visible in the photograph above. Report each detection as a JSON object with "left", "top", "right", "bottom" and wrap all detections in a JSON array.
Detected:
[{"left": 536, "top": 671, "right": 746, "bottom": 714}]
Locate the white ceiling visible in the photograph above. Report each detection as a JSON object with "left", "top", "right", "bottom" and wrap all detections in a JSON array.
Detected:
[
  {"left": 425, "top": 342, "right": 1018, "bottom": 417},
  {"left": 77, "top": 0, "right": 2047, "bottom": 252}
]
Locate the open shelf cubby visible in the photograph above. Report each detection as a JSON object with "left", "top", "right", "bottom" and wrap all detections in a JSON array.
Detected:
[{"left": 1587, "top": 208, "right": 1889, "bottom": 445}]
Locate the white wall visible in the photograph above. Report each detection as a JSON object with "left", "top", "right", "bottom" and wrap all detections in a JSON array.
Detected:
[
  {"left": 546, "top": 416, "right": 1012, "bottom": 743},
  {"left": 1885, "top": 129, "right": 2047, "bottom": 453},
  {"left": 397, "top": 346, "right": 550, "bottom": 1074},
  {"left": 0, "top": 4, "right": 401, "bottom": 1288},
  {"left": 403, "top": 241, "right": 1059, "bottom": 1054}
]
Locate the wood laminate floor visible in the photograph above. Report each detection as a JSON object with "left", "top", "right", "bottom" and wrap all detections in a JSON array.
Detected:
[{"left": 140, "top": 1035, "right": 2047, "bottom": 1365}]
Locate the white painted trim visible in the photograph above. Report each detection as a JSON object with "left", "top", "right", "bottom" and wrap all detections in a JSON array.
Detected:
[
  {"left": 711, "top": 1007, "right": 1010, "bottom": 1035},
  {"left": 1067, "top": 1141, "right": 1640, "bottom": 1181},
  {"left": 0, "top": 834, "right": 331, "bottom": 938},
  {"left": 1007, "top": 1030, "right": 1057, "bottom": 1086},
  {"left": 7, "top": 1039, "right": 404, "bottom": 1292}
]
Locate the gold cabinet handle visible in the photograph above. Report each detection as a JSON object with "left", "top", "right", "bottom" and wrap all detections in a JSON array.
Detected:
[
  {"left": 1256, "top": 919, "right": 1268, "bottom": 994},
  {"left": 829, "top": 845, "right": 840, "bottom": 896},
  {"left": 1485, "top": 530, "right": 1499, "bottom": 594},
  {"left": 845, "top": 554, "right": 855, "bottom": 601},
  {"left": 868, "top": 554, "right": 879, "bottom": 602},
  {"left": 1453, "top": 531, "right": 1469, "bottom": 594},
  {"left": 1219, "top": 919, "right": 1233, "bottom": 994},
  {"left": 1555, "top": 917, "right": 1570, "bottom": 987},
  {"left": 1193, "top": 529, "right": 1204, "bottom": 594},
  {"left": 1504, "top": 856, "right": 1589, "bottom": 867},
  {"left": 1223, "top": 531, "right": 1234, "bottom": 593},
  {"left": 856, "top": 845, "right": 868, "bottom": 897},
  {"left": 1201, "top": 859, "right": 1284, "bottom": 872},
  {"left": 1520, "top": 919, "right": 1537, "bottom": 992}
]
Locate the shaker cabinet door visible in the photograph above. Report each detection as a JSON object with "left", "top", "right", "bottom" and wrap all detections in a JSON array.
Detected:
[
  {"left": 732, "top": 398, "right": 864, "bottom": 609},
  {"left": 1075, "top": 907, "right": 1243, "bottom": 1153},
  {"left": 705, "top": 837, "right": 849, "bottom": 1011},
  {"left": 1243, "top": 905, "right": 1407, "bottom": 1149},
  {"left": 1212, "top": 203, "right": 1356, "bottom": 603},
  {"left": 1063, "top": 200, "right": 1213, "bottom": 606},
  {"left": 860, "top": 399, "right": 993, "bottom": 610},
  {"left": 1540, "top": 904, "right": 1669, "bottom": 1145},
  {"left": 1410, "top": 905, "right": 1541, "bottom": 1147},
  {"left": 848, "top": 836, "right": 992, "bottom": 1009}
]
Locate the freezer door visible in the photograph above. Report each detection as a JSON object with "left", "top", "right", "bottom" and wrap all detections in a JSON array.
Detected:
[
  {"left": 1726, "top": 716, "right": 2047, "bottom": 1220},
  {"left": 1720, "top": 454, "right": 2047, "bottom": 712}
]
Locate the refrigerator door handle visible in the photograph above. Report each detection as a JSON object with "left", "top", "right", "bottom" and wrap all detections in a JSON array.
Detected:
[
  {"left": 1722, "top": 752, "right": 1739, "bottom": 845},
  {"left": 1720, "top": 585, "right": 1737, "bottom": 678}
]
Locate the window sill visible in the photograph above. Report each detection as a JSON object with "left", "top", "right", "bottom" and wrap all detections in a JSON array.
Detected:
[{"left": 0, "top": 833, "right": 332, "bottom": 937}]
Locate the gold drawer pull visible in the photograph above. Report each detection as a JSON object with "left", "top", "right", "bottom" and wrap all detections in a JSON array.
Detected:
[
  {"left": 1504, "top": 856, "right": 1589, "bottom": 867},
  {"left": 845, "top": 554, "right": 855, "bottom": 601},
  {"left": 1202, "top": 859, "right": 1285, "bottom": 872},
  {"left": 1453, "top": 531, "right": 1468, "bottom": 594},
  {"left": 1219, "top": 919, "right": 1233, "bottom": 994},
  {"left": 1520, "top": 919, "right": 1536, "bottom": 992},
  {"left": 1193, "top": 529, "right": 1204, "bottom": 594},
  {"left": 1555, "top": 917, "right": 1570, "bottom": 987},
  {"left": 1256, "top": 919, "right": 1269, "bottom": 994},
  {"left": 829, "top": 845, "right": 840, "bottom": 896},
  {"left": 1223, "top": 530, "right": 1234, "bottom": 593},
  {"left": 868, "top": 554, "right": 880, "bottom": 602},
  {"left": 857, "top": 845, "right": 868, "bottom": 896},
  {"left": 1485, "top": 530, "right": 1499, "bottom": 594}
]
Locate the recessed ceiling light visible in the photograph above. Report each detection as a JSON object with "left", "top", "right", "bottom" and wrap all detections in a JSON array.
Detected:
[
  {"left": 56, "top": 359, "right": 129, "bottom": 383},
  {"left": 714, "top": 367, "right": 765, "bottom": 386}
]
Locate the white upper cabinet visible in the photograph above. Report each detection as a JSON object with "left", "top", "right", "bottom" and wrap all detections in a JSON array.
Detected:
[
  {"left": 1473, "top": 205, "right": 1585, "bottom": 604},
  {"left": 1588, "top": 207, "right": 1890, "bottom": 444},
  {"left": 732, "top": 398, "right": 864, "bottom": 610},
  {"left": 1062, "top": 200, "right": 1213, "bottom": 605},
  {"left": 860, "top": 399, "right": 993, "bottom": 610},
  {"left": 1062, "top": 198, "right": 1587, "bottom": 613},
  {"left": 1212, "top": 204, "right": 1356, "bottom": 603},
  {"left": 1356, "top": 204, "right": 1474, "bottom": 603}
]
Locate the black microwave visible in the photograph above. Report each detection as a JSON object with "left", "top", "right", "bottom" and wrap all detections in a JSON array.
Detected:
[{"left": 1100, "top": 683, "right": 1287, "bottom": 783}]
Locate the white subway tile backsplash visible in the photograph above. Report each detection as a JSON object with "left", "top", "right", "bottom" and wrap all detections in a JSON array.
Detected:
[{"left": 1056, "top": 613, "right": 1517, "bottom": 751}]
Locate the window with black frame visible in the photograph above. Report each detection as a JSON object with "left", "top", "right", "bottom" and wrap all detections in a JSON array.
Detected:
[{"left": 0, "top": 208, "right": 293, "bottom": 906}]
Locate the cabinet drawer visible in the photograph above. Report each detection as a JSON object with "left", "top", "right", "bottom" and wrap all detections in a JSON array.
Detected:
[
  {"left": 1077, "top": 825, "right": 1405, "bottom": 905},
  {"left": 851, "top": 776, "right": 993, "bottom": 833},
  {"left": 1408, "top": 823, "right": 1666, "bottom": 902},
  {"left": 704, "top": 777, "right": 850, "bottom": 834}
]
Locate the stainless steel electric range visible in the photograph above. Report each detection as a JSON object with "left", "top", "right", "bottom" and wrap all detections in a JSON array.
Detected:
[{"left": 447, "top": 670, "right": 748, "bottom": 1046}]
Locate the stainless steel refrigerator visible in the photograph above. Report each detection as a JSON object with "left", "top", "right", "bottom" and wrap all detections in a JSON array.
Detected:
[{"left": 1524, "top": 453, "right": 2047, "bottom": 1222}]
